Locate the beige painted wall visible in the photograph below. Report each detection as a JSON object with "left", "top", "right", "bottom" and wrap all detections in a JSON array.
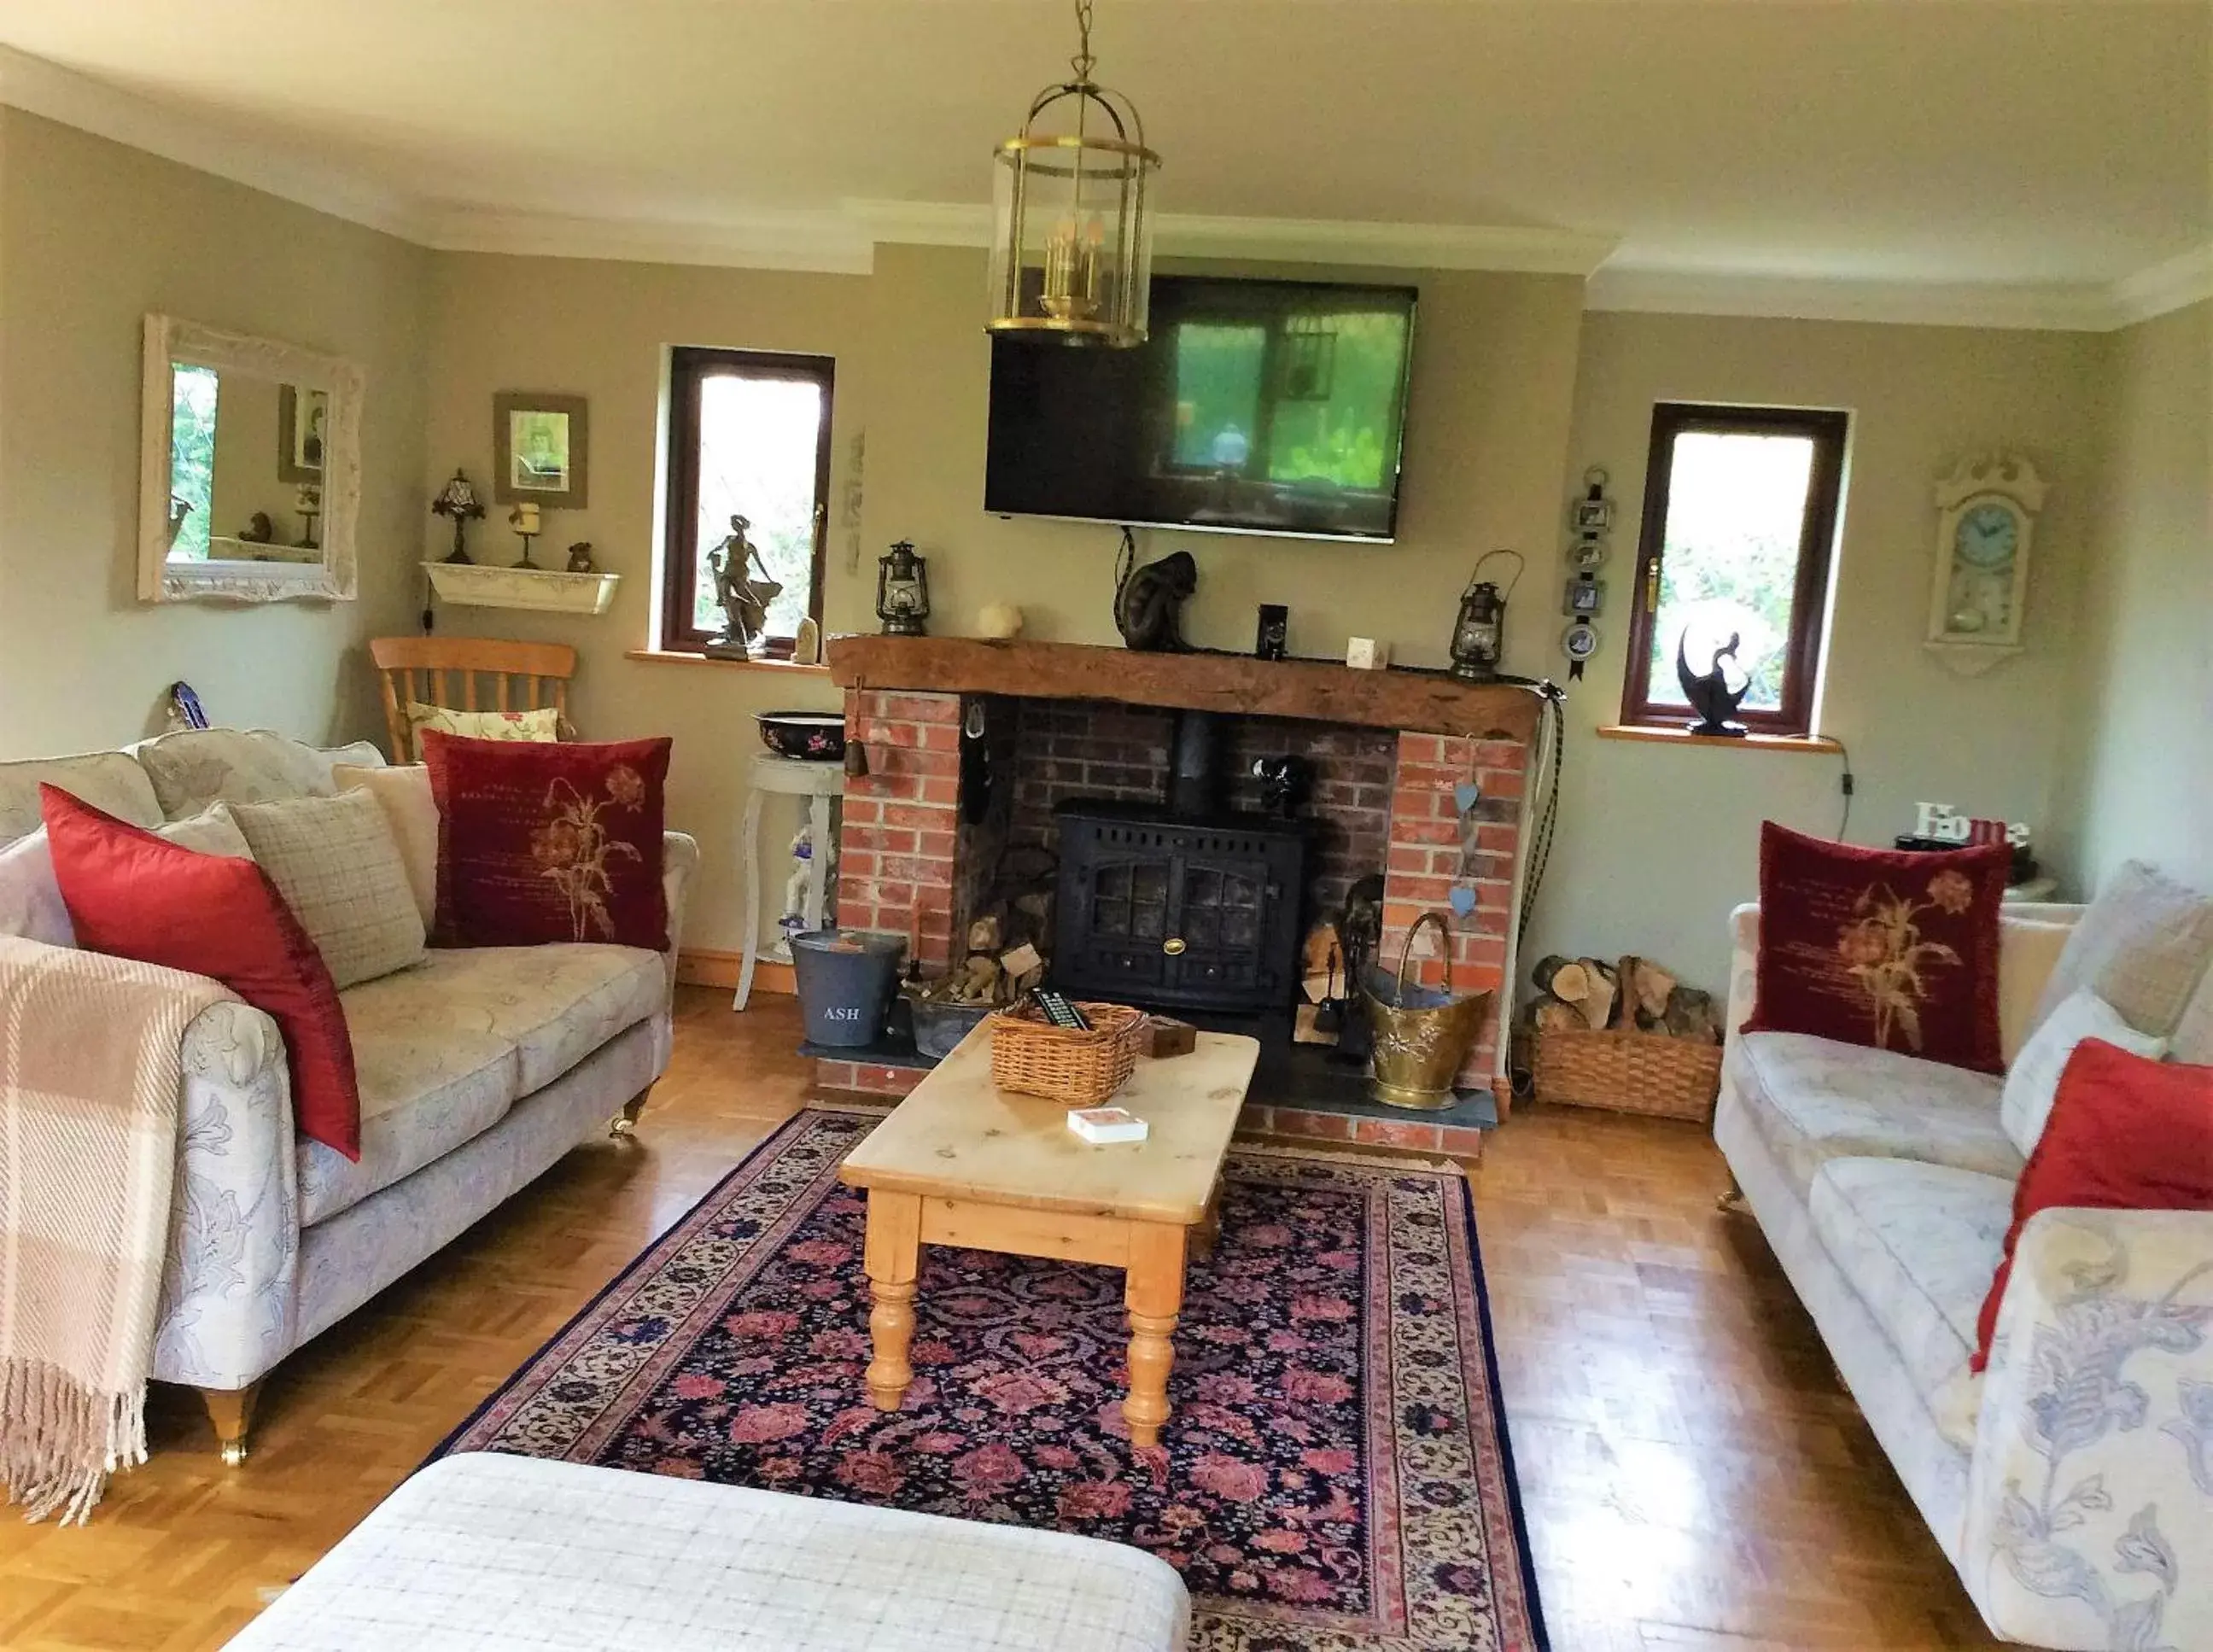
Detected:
[
  {"left": 2048, "top": 301, "right": 2212, "bottom": 895},
  {"left": 419, "top": 253, "right": 871, "bottom": 953},
  {"left": 419, "top": 244, "right": 1586, "bottom": 954},
  {"left": 206, "top": 372, "right": 288, "bottom": 539},
  {"left": 1527, "top": 311, "right": 2108, "bottom": 990},
  {"left": 0, "top": 110, "right": 429, "bottom": 759}
]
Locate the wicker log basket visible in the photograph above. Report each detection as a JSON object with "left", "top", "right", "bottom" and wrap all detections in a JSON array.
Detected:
[
  {"left": 987, "top": 1000, "right": 1146, "bottom": 1105},
  {"left": 1528, "top": 1025, "right": 1721, "bottom": 1123}
]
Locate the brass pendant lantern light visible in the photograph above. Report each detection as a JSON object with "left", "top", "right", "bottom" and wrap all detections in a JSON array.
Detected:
[{"left": 987, "top": 0, "right": 1159, "bottom": 348}]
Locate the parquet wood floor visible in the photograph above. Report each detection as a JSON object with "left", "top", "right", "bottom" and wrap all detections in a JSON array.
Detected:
[{"left": 0, "top": 989, "right": 2003, "bottom": 1651}]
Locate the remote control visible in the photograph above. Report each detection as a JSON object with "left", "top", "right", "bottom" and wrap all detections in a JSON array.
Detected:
[{"left": 1031, "top": 989, "right": 1091, "bottom": 1031}]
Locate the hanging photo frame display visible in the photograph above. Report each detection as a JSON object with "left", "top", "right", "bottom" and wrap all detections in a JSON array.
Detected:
[{"left": 1562, "top": 466, "right": 1613, "bottom": 678}]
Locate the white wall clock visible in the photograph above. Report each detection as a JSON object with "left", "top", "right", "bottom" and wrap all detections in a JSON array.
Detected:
[{"left": 1926, "top": 452, "right": 2044, "bottom": 674}]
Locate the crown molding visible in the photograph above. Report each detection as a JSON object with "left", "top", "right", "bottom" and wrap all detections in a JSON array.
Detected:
[
  {"left": 1582, "top": 265, "right": 2125, "bottom": 332},
  {"left": 0, "top": 44, "right": 2200, "bottom": 325},
  {"left": 2107, "top": 242, "right": 2213, "bottom": 328},
  {"left": 0, "top": 44, "right": 427, "bottom": 242},
  {"left": 422, "top": 205, "right": 876, "bottom": 275},
  {"left": 844, "top": 198, "right": 1617, "bottom": 274}
]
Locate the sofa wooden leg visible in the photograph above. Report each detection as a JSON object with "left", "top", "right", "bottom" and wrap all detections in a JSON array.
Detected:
[
  {"left": 200, "top": 1383, "right": 259, "bottom": 1467},
  {"left": 1715, "top": 1171, "right": 1748, "bottom": 1214},
  {"left": 610, "top": 1083, "right": 657, "bottom": 1138}
]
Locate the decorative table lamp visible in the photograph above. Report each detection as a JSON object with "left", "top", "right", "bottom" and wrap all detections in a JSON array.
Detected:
[
  {"left": 876, "top": 541, "right": 931, "bottom": 636},
  {"left": 509, "top": 502, "right": 542, "bottom": 569},
  {"left": 295, "top": 484, "right": 322, "bottom": 550},
  {"left": 431, "top": 470, "right": 486, "bottom": 563}
]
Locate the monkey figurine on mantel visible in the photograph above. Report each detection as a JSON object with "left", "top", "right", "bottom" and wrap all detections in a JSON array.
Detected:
[{"left": 1112, "top": 542, "right": 1198, "bottom": 652}]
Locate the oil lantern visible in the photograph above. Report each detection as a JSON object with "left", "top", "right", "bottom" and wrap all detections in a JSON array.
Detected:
[
  {"left": 1449, "top": 549, "right": 1524, "bottom": 682},
  {"left": 876, "top": 541, "right": 931, "bottom": 636}
]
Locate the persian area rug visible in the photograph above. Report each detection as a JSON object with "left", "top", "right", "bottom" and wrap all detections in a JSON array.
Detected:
[{"left": 436, "top": 1106, "right": 1545, "bottom": 1651}]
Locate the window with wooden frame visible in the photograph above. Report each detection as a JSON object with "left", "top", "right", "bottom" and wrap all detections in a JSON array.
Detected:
[
  {"left": 1619, "top": 403, "right": 1849, "bottom": 738},
  {"left": 660, "top": 347, "right": 834, "bottom": 655}
]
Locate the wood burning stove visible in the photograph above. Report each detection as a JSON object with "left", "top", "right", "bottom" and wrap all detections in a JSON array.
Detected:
[{"left": 1050, "top": 800, "right": 1305, "bottom": 1013}]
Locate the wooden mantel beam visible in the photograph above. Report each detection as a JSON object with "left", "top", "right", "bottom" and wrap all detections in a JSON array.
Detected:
[{"left": 826, "top": 636, "right": 1543, "bottom": 742}]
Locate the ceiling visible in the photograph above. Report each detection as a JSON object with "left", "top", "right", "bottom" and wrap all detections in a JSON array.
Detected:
[{"left": 1, "top": 1, "right": 2206, "bottom": 304}]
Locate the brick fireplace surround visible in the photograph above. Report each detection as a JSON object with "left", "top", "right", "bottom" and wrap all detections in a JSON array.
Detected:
[{"left": 815, "top": 638, "right": 1542, "bottom": 1155}]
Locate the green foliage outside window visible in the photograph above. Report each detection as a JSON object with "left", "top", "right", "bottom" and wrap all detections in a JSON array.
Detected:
[{"left": 169, "top": 365, "right": 217, "bottom": 560}]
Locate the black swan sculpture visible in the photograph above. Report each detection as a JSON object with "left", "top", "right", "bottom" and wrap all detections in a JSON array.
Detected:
[{"left": 1676, "top": 629, "right": 1750, "bottom": 736}]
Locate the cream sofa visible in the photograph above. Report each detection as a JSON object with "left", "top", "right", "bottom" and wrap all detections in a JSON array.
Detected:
[
  {"left": 1715, "top": 878, "right": 2213, "bottom": 1651},
  {"left": 0, "top": 728, "right": 698, "bottom": 1462}
]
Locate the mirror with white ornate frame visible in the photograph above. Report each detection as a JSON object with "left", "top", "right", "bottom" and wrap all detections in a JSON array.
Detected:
[{"left": 137, "top": 313, "right": 363, "bottom": 604}]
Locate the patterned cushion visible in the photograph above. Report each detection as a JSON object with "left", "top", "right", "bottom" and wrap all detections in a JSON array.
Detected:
[
  {"left": 1808, "top": 1156, "right": 2014, "bottom": 1427},
  {"left": 228, "top": 791, "right": 426, "bottom": 989},
  {"left": 1727, "top": 1030, "right": 2021, "bottom": 1202},
  {"left": 135, "top": 727, "right": 371, "bottom": 817},
  {"left": 156, "top": 804, "right": 255, "bottom": 860},
  {"left": 0, "top": 750, "right": 162, "bottom": 847},
  {"left": 2034, "top": 861, "right": 2213, "bottom": 1037},
  {"left": 301, "top": 944, "right": 665, "bottom": 1225},
  {"left": 334, "top": 763, "right": 437, "bottom": 930},
  {"left": 405, "top": 703, "right": 560, "bottom": 754},
  {"left": 1998, "top": 988, "right": 2167, "bottom": 1157}
]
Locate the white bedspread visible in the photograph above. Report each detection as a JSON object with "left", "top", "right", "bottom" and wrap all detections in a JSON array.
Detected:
[{"left": 225, "top": 1452, "right": 1190, "bottom": 1652}]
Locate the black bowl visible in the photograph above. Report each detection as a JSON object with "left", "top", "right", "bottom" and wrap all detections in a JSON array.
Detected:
[{"left": 755, "top": 711, "right": 846, "bottom": 762}]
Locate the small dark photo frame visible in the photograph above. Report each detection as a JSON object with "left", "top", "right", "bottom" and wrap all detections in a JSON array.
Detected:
[
  {"left": 493, "top": 392, "right": 590, "bottom": 509},
  {"left": 277, "top": 384, "right": 326, "bottom": 484}
]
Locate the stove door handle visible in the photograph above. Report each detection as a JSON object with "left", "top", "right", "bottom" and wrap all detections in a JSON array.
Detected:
[{"left": 1162, "top": 937, "right": 1188, "bottom": 956}]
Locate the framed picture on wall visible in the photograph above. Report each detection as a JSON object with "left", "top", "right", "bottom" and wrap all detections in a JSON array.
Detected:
[
  {"left": 277, "top": 384, "right": 328, "bottom": 483},
  {"left": 493, "top": 392, "right": 590, "bottom": 508}
]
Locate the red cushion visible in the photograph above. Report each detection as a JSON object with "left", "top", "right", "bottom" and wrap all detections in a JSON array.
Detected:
[
  {"left": 39, "top": 785, "right": 360, "bottom": 1160},
  {"left": 1972, "top": 1038, "right": 2213, "bottom": 1369},
  {"left": 1746, "top": 821, "right": 2009, "bottom": 1073},
  {"left": 420, "top": 731, "right": 671, "bottom": 951}
]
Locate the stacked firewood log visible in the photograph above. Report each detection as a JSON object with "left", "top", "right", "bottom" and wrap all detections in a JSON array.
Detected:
[{"left": 1520, "top": 953, "right": 1722, "bottom": 1045}]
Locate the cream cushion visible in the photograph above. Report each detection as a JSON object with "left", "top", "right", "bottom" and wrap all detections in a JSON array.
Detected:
[
  {"left": 1, "top": 807, "right": 250, "bottom": 947},
  {"left": 1997, "top": 918, "right": 2074, "bottom": 1064},
  {"left": 2035, "top": 861, "right": 2213, "bottom": 1037},
  {"left": 134, "top": 727, "right": 380, "bottom": 816},
  {"left": 0, "top": 831, "right": 73, "bottom": 947},
  {"left": 301, "top": 943, "right": 668, "bottom": 1225},
  {"left": 0, "top": 750, "right": 163, "bottom": 846},
  {"left": 1807, "top": 1156, "right": 2014, "bottom": 1451},
  {"left": 1725, "top": 1030, "right": 2021, "bottom": 1202},
  {"left": 228, "top": 790, "right": 426, "bottom": 989},
  {"left": 1998, "top": 988, "right": 2168, "bottom": 1157},
  {"left": 334, "top": 763, "right": 438, "bottom": 930},
  {"left": 404, "top": 702, "right": 560, "bottom": 752}
]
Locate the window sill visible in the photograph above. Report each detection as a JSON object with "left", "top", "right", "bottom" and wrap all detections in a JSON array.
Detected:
[
  {"left": 625, "top": 649, "right": 832, "bottom": 675},
  {"left": 1597, "top": 723, "right": 1842, "bottom": 756}
]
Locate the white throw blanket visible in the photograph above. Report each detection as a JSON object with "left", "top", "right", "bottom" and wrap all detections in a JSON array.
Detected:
[{"left": 0, "top": 935, "right": 226, "bottom": 1522}]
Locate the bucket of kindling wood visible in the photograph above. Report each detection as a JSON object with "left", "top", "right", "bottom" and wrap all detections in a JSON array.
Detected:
[{"left": 1362, "top": 911, "right": 1492, "bottom": 1111}]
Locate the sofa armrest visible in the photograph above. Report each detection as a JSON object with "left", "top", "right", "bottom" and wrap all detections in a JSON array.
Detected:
[
  {"left": 659, "top": 831, "right": 701, "bottom": 998},
  {"left": 1725, "top": 903, "right": 1760, "bottom": 1046},
  {"left": 151, "top": 999, "right": 301, "bottom": 1392},
  {"left": 1961, "top": 1206, "right": 2213, "bottom": 1650}
]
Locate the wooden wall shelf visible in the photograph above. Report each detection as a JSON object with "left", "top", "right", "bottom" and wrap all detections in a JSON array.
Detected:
[
  {"left": 423, "top": 561, "right": 621, "bottom": 616},
  {"left": 826, "top": 636, "right": 1544, "bottom": 741}
]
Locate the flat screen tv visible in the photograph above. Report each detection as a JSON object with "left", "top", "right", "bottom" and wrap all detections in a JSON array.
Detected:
[{"left": 984, "top": 276, "right": 1418, "bottom": 542}]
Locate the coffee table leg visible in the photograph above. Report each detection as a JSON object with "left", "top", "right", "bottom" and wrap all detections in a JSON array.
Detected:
[
  {"left": 1191, "top": 1177, "right": 1223, "bottom": 1262},
  {"left": 863, "top": 1190, "right": 922, "bottom": 1412},
  {"left": 1124, "top": 1221, "right": 1188, "bottom": 1448}
]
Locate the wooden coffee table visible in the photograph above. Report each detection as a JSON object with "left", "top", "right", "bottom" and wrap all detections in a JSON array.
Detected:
[{"left": 838, "top": 1024, "right": 1259, "bottom": 1447}]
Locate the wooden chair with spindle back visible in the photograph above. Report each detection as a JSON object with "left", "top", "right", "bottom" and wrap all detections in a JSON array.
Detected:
[{"left": 369, "top": 637, "right": 579, "bottom": 762}]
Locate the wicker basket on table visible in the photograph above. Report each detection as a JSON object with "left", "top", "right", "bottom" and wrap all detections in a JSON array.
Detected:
[
  {"left": 987, "top": 1001, "right": 1147, "bottom": 1105},
  {"left": 1529, "top": 1025, "right": 1722, "bottom": 1124}
]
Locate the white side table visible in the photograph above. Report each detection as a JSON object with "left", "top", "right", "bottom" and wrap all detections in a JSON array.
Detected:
[{"left": 737, "top": 753, "right": 845, "bottom": 1011}]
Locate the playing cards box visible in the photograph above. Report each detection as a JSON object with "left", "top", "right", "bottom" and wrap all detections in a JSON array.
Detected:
[{"left": 1066, "top": 1106, "right": 1149, "bottom": 1145}]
